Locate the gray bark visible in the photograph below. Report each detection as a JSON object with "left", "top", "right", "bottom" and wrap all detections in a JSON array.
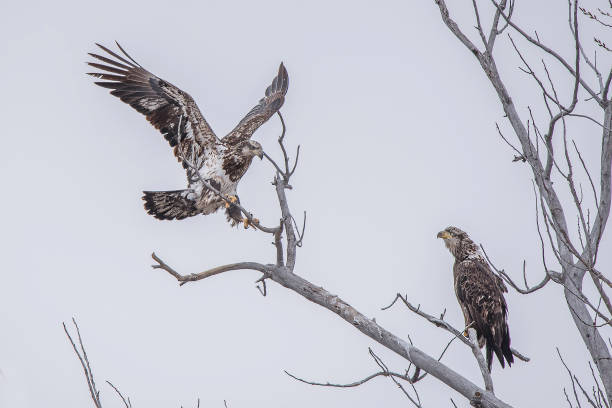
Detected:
[
  {"left": 154, "top": 172, "right": 516, "bottom": 407},
  {"left": 433, "top": 0, "right": 612, "bottom": 404},
  {"left": 269, "top": 264, "right": 512, "bottom": 408}
]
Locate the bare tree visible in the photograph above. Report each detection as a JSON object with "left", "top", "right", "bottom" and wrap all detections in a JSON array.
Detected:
[
  {"left": 68, "top": 3, "right": 610, "bottom": 406},
  {"left": 431, "top": 0, "right": 612, "bottom": 406},
  {"left": 147, "top": 112, "right": 529, "bottom": 408}
]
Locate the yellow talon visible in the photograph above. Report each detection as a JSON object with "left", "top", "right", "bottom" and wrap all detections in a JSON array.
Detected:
[
  {"left": 225, "top": 195, "right": 238, "bottom": 208},
  {"left": 242, "top": 217, "right": 259, "bottom": 229}
]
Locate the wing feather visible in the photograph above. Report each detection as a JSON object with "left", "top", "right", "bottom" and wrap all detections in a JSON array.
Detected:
[
  {"left": 222, "top": 62, "right": 289, "bottom": 145},
  {"left": 87, "top": 42, "right": 218, "bottom": 170},
  {"left": 454, "top": 258, "right": 513, "bottom": 371},
  {"left": 88, "top": 52, "right": 133, "bottom": 70}
]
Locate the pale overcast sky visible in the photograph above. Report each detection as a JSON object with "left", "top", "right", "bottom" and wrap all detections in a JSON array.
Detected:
[{"left": 1, "top": 0, "right": 611, "bottom": 407}]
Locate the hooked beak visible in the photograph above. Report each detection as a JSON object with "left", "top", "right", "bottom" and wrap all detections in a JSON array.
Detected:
[
  {"left": 257, "top": 150, "right": 264, "bottom": 160},
  {"left": 437, "top": 231, "right": 451, "bottom": 240}
]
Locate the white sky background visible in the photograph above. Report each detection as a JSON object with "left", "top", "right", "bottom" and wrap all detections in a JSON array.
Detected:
[{"left": 1, "top": 0, "right": 611, "bottom": 406}]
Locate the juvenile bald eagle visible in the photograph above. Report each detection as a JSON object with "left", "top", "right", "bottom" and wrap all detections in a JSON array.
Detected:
[
  {"left": 87, "top": 42, "right": 288, "bottom": 227},
  {"left": 437, "top": 226, "right": 514, "bottom": 371}
]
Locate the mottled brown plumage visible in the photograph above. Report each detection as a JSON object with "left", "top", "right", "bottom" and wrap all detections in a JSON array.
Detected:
[
  {"left": 87, "top": 42, "right": 288, "bottom": 224},
  {"left": 437, "top": 226, "right": 514, "bottom": 371}
]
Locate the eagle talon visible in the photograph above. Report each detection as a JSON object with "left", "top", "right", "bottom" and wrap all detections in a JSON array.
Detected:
[
  {"left": 243, "top": 217, "right": 259, "bottom": 229},
  {"left": 87, "top": 45, "right": 288, "bottom": 224},
  {"left": 225, "top": 195, "right": 238, "bottom": 208}
]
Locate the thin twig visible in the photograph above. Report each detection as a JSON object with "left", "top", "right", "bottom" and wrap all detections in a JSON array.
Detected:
[
  {"left": 480, "top": 244, "right": 553, "bottom": 294},
  {"left": 106, "top": 381, "right": 131, "bottom": 408},
  {"left": 558, "top": 347, "right": 587, "bottom": 408},
  {"left": 382, "top": 293, "right": 530, "bottom": 362},
  {"left": 368, "top": 348, "right": 422, "bottom": 407},
  {"left": 490, "top": 0, "right": 602, "bottom": 103},
  {"left": 285, "top": 368, "right": 414, "bottom": 388},
  {"left": 496, "top": 122, "right": 525, "bottom": 161},
  {"left": 63, "top": 319, "right": 102, "bottom": 408}
]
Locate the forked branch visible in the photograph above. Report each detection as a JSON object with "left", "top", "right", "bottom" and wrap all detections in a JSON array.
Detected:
[
  {"left": 382, "top": 294, "right": 530, "bottom": 363},
  {"left": 64, "top": 318, "right": 133, "bottom": 408},
  {"left": 432, "top": 0, "right": 612, "bottom": 403},
  {"left": 150, "top": 114, "right": 514, "bottom": 408},
  {"left": 64, "top": 319, "right": 102, "bottom": 408},
  {"left": 152, "top": 253, "right": 269, "bottom": 286}
]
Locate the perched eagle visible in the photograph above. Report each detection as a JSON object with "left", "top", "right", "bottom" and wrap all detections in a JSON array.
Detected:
[
  {"left": 87, "top": 42, "right": 288, "bottom": 227},
  {"left": 437, "top": 226, "right": 514, "bottom": 371}
]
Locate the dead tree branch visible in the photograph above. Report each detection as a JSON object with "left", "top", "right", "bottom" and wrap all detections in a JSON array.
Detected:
[
  {"left": 151, "top": 115, "right": 515, "bottom": 408},
  {"left": 367, "top": 348, "right": 422, "bottom": 407},
  {"left": 64, "top": 319, "right": 102, "bottom": 408},
  {"left": 285, "top": 333, "right": 459, "bottom": 396},
  {"left": 106, "top": 381, "right": 132, "bottom": 408},
  {"left": 64, "top": 319, "right": 134, "bottom": 408},
  {"left": 433, "top": 0, "right": 612, "bottom": 403},
  {"left": 382, "top": 293, "right": 530, "bottom": 364},
  {"left": 284, "top": 368, "right": 415, "bottom": 389}
]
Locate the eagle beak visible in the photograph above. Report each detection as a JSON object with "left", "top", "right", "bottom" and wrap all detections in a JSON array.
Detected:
[
  {"left": 257, "top": 150, "right": 264, "bottom": 160},
  {"left": 437, "top": 231, "right": 451, "bottom": 239}
]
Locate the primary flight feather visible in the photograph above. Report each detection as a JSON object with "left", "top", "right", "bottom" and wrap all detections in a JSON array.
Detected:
[{"left": 87, "top": 42, "right": 288, "bottom": 227}]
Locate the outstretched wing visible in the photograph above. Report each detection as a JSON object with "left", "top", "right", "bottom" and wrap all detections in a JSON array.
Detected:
[
  {"left": 87, "top": 42, "right": 217, "bottom": 170},
  {"left": 454, "top": 259, "right": 513, "bottom": 371},
  {"left": 222, "top": 63, "right": 289, "bottom": 145}
]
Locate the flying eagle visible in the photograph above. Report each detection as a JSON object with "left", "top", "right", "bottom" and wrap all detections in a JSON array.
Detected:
[
  {"left": 437, "top": 226, "right": 514, "bottom": 371},
  {"left": 87, "top": 42, "right": 288, "bottom": 227}
]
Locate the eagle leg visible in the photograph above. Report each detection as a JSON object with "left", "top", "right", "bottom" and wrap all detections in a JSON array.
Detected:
[
  {"left": 224, "top": 195, "right": 239, "bottom": 208},
  {"left": 463, "top": 321, "right": 475, "bottom": 338},
  {"left": 243, "top": 217, "right": 260, "bottom": 229}
]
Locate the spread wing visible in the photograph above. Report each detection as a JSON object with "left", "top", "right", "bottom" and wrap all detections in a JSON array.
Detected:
[
  {"left": 454, "top": 259, "right": 513, "bottom": 370},
  {"left": 222, "top": 63, "right": 289, "bottom": 145},
  {"left": 87, "top": 42, "right": 218, "bottom": 170}
]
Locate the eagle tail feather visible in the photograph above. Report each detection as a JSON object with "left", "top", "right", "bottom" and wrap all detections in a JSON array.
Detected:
[
  {"left": 501, "top": 329, "right": 514, "bottom": 367},
  {"left": 484, "top": 328, "right": 514, "bottom": 371},
  {"left": 485, "top": 341, "right": 495, "bottom": 372},
  {"left": 142, "top": 190, "right": 199, "bottom": 220},
  {"left": 492, "top": 340, "right": 506, "bottom": 370}
]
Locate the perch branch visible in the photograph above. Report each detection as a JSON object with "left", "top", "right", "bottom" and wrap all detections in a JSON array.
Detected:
[
  {"left": 468, "top": 328, "right": 494, "bottom": 393},
  {"left": 382, "top": 294, "right": 530, "bottom": 365},
  {"left": 175, "top": 115, "right": 279, "bottom": 234},
  {"left": 152, "top": 107, "right": 515, "bottom": 408}
]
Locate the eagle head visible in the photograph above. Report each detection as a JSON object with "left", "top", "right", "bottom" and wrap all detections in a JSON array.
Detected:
[
  {"left": 437, "top": 226, "right": 478, "bottom": 259},
  {"left": 240, "top": 140, "right": 264, "bottom": 160}
]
